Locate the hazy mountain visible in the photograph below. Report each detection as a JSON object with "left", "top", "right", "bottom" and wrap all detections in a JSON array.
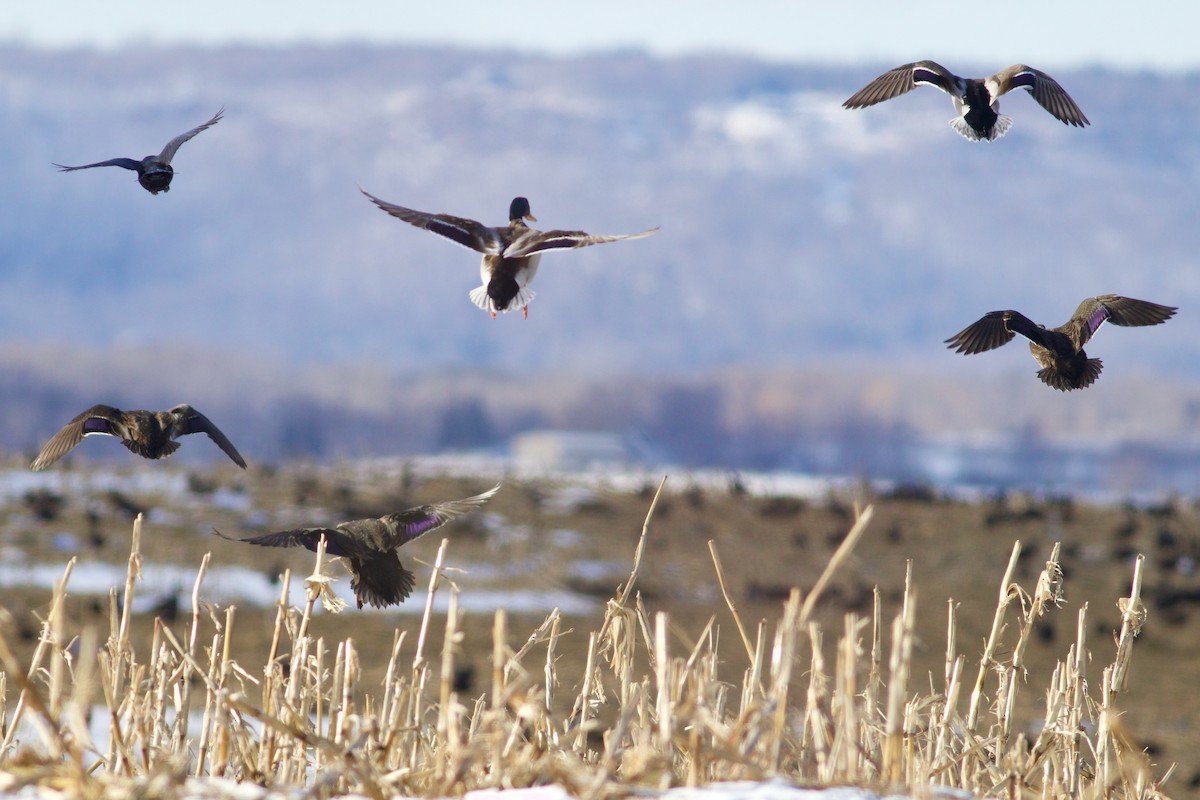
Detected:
[
  {"left": 3, "top": 45, "right": 1196, "bottom": 371},
  {"left": 1, "top": 44, "right": 1198, "bottom": 490}
]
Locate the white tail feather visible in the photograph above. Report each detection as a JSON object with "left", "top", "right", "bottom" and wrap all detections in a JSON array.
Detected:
[
  {"left": 949, "top": 117, "right": 983, "bottom": 141},
  {"left": 469, "top": 285, "right": 493, "bottom": 312},
  {"left": 510, "top": 285, "right": 536, "bottom": 313},
  {"left": 950, "top": 114, "right": 1013, "bottom": 142},
  {"left": 469, "top": 285, "right": 537, "bottom": 315},
  {"left": 992, "top": 114, "right": 1013, "bottom": 140}
]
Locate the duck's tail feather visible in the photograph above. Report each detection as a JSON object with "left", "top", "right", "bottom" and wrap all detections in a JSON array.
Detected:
[
  {"left": 949, "top": 114, "right": 1013, "bottom": 142},
  {"left": 469, "top": 285, "right": 536, "bottom": 315}
]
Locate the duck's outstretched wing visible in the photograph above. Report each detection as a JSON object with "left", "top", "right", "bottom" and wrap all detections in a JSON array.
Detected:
[
  {"left": 361, "top": 190, "right": 502, "bottom": 254},
  {"left": 945, "top": 310, "right": 1046, "bottom": 354},
  {"left": 213, "top": 525, "right": 365, "bottom": 557},
  {"left": 170, "top": 404, "right": 246, "bottom": 468},
  {"left": 54, "top": 158, "right": 142, "bottom": 172},
  {"left": 158, "top": 107, "right": 224, "bottom": 165},
  {"left": 507, "top": 227, "right": 659, "bottom": 258},
  {"left": 381, "top": 483, "right": 501, "bottom": 547},
  {"left": 844, "top": 61, "right": 960, "bottom": 108},
  {"left": 993, "top": 66, "right": 1089, "bottom": 127},
  {"left": 31, "top": 404, "right": 125, "bottom": 470},
  {"left": 1069, "top": 295, "right": 1177, "bottom": 347}
]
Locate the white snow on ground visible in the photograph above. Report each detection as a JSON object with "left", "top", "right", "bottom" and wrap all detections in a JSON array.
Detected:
[
  {"left": 0, "top": 558, "right": 597, "bottom": 616},
  {"left": 0, "top": 776, "right": 978, "bottom": 800}
]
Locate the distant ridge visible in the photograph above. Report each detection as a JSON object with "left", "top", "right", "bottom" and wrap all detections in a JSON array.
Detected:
[{"left": 0, "top": 44, "right": 1193, "bottom": 376}]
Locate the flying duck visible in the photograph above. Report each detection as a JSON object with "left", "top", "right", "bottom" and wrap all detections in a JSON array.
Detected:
[
  {"left": 31, "top": 404, "right": 246, "bottom": 470},
  {"left": 944, "top": 295, "right": 1176, "bottom": 390},
  {"left": 361, "top": 191, "right": 659, "bottom": 318},
  {"left": 215, "top": 484, "right": 500, "bottom": 608},
  {"left": 54, "top": 107, "right": 224, "bottom": 194},
  {"left": 843, "top": 62, "right": 1088, "bottom": 141}
]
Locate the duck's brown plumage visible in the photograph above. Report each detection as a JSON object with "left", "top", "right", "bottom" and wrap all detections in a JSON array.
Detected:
[
  {"left": 214, "top": 484, "right": 500, "bottom": 608},
  {"left": 31, "top": 403, "right": 246, "bottom": 470},
  {"left": 945, "top": 295, "right": 1177, "bottom": 391}
]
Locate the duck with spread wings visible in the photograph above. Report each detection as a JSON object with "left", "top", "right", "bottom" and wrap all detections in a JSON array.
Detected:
[
  {"left": 215, "top": 484, "right": 500, "bottom": 608},
  {"left": 945, "top": 295, "right": 1176, "bottom": 390},
  {"left": 55, "top": 107, "right": 224, "bottom": 194},
  {"left": 844, "top": 62, "right": 1088, "bottom": 141},
  {"left": 362, "top": 191, "right": 658, "bottom": 318}
]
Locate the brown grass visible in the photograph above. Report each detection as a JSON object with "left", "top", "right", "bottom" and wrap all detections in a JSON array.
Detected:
[{"left": 0, "top": 477, "right": 1173, "bottom": 799}]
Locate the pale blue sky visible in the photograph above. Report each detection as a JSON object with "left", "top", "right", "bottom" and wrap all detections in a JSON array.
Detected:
[{"left": 3, "top": 1, "right": 1197, "bottom": 70}]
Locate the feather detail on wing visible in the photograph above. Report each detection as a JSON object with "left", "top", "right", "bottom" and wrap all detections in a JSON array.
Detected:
[
  {"left": 173, "top": 404, "right": 247, "bottom": 468},
  {"left": 382, "top": 484, "right": 501, "bottom": 547},
  {"left": 30, "top": 404, "right": 124, "bottom": 470},
  {"left": 157, "top": 107, "right": 224, "bottom": 165},
  {"left": 1091, "top": 296, "right": 1177, "bottom": 328},
  {"left": 944, "top": 311, "right": 1022, "bottom": 354},
  {"left": 1000, "top": 66, "right": 1089, "bottom": 127},
  {"left": 216, "top": 526, "right": 357, "bottom": 554},
  {"left": 506, "top": 227, "right": 659, "bottom": 258},
  {"left": 54, "top": 158, "right": 143, "bottom": 172},
  {"left": 843, "top": 61, "right": 958, "bottom": 108},
  {"left": 360, "top": 190, "right": 502, "bottom": 254}
]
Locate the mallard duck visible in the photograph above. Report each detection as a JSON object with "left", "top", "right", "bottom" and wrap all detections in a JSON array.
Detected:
[
  {"left": 843, "top": 62, "right": 1088, "bottom": 141},
  {"left": 31, "top": 404, "right": 246, "bottom": 469},
  {"left": 945, "top": 295, "right": 1176, "bottom": 390},
  {"left": 361, "top": 191, "right": 659, "bottom": 318},
  {"left": 214, "top": 484, "right": 500, "bottom": 608},
  {"left": 54, "top": 107, "right": 224, "bottom": 194}
]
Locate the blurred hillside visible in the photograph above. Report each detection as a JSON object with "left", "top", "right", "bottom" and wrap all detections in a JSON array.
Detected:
[{"left": 1, "top": 45, "right": 1198, "bottom": 490}]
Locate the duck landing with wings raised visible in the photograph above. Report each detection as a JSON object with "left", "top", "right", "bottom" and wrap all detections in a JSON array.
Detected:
[
  {"left": 215, "top": 484, "right": 500, "bottom": 608},
  {"left": 54, "top": 107, "right": 224, "bottom": 194},
  {"left": 362, "top": 191, "right": 658, "bottom": 318},
  {"left": 944, "top": 295, "right": 1176, "bottom": 391},
  {"left": 843, "top": 62, "right": 1088, "bottom": 141}
]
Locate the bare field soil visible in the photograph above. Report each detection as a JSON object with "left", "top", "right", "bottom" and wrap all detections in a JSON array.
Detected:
[{"left": 1, "top": 460, "right": 1197, "bottom": 795}]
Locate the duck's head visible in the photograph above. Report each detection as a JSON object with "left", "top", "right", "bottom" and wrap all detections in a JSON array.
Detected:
[{"left": 509, "top": 196, "right": 536, "bottom": 224}]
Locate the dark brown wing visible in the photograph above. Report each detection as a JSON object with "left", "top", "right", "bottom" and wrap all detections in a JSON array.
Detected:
[
  {"left": 1089, "top": 295, "right": 1177, "bottom": 327},
  {"left": 944, "top": 310, "right": 1044, "bottom": 354},
  {"left": 171, "top": 404, "right": 246, "bottom": 468},
  {"left": 843, "top": 61, "right": 959, "bottom": 108},
  {"left": 54, "top": 158, "right": 142, "bottom": 172},
  {"left": 157, "top": 107, "right": 224, "bottom": 165},
  {"left": 996, "top": 66, "right": 1089, "bottom": 127},
  {"left": 1067, "top": 296, "right": 1177, "bottom": 348},
  {"left": 380, "top": 483, "right": 501, "bottom": 547},
  {"left": 31, "top": 404, "right": 125, "bottom": 470},
  {"left": 213, "top": 526, "right": 367, "bottom": 557},
  {"left": 361, "top": 189, "right": 501, "bottom": 254}
]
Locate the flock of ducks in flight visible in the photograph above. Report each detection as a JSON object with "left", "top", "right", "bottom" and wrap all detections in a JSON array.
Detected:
[{"left": 30, "top": 60, "right": 1178, "bottom": 607}]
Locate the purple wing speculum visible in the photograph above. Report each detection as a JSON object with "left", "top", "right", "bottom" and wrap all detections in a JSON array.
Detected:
[
  {"left": 1086, "top": 305, "right": 1111, "bottom": 335},
  {"left": 402, "top": 514, "right": 443, "bottom": 539},
  {"left": 82, "top": 418, "right": 113, "bottom": 435}
]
